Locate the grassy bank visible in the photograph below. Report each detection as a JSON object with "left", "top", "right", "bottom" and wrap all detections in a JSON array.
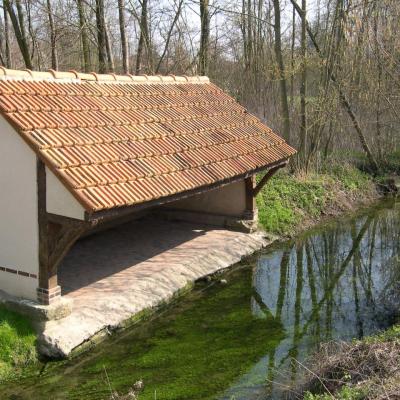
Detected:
[
  {"left": 0, "top": 306, "right": 37, "bottom": 382},
  {"left": 299, "top": 325, "right": 400, "bottom": 400},
  {"left": 256, "top": 164, "right": 378, "bottom": 236}
]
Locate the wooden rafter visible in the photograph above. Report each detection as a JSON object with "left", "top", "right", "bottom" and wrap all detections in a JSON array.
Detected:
[{"left": 252, "top": 161, "right": 288, "bottom": 197}]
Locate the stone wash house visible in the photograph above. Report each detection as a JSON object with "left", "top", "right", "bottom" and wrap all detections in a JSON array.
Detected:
[{"left": 0, "top": 68, "right": 296, "bottom": 307}]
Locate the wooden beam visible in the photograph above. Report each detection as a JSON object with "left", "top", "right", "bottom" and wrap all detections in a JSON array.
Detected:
[
  {"left": 245, "top": 176, "right": 256, "bottom": 217},
  {"left": 37, "top": 159, "right": 51, "bottom": 290},
  {"left": 252, "top": 162, "right": 288, "bottom": 197},
  {"left": 48, "top": 223, "right": 89, "bottom": 276}
]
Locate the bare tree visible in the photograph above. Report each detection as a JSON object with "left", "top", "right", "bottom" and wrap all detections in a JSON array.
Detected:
[
  {"left": 298, "top": 0, "right": 307, "bottom": 167},
  {"left": 105, "top": 23, "right": 115, "bottom": 72},
  {"left": 95, "top": 0, "right": 107, "bottom": 73},
  {"left": 155, "top": 0, "right": 183, "bottom": 74},
  {"left": 0, "top": 0, "right": 397, "bottom": 171},
  {"left": 3, "top": 3, "right": 11, "bottom": 67},
  {"left": 135, "top": 0, "right": 151, "bottom": 74},
  {"left": 199, "top": 0, "right": 209, "bottom": 75},
  {"left": 289, "top": 0, "right": 379, "bottom": 172},
  {"left": 46, "top": 0, "right": 58, "bottom": 70},
  {"left": 4, "top": 0, "right": 32, "bottom": 69},
  {"left": 76, "top": 0, "right": 90, "bottom": 72},
  {"left": 118, "top": 0, "right": 129, "bottom": 73},
  {"left": 272, "top": 0, "right": 291, "bottom": 143}
]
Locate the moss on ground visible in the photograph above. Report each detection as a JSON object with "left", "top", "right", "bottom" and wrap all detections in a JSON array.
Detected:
[
  {"left": 256, "top": 165, "right": 375, "bottom": 236},
  {"left": 0, "top": 306, "right": 37, "bottom": 382},
  {"left": 0, "top": 267, "right": 285, "bottom": 399}
]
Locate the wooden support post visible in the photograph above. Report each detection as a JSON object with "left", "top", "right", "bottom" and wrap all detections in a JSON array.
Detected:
[
  {"left": 37, "top": 159, "right": 92, "bottom": 305},
  {"left": 252, "top": 161, "right": 288, "bottom": 198},
  {"left": 37, "top": 159, "right": 60, "bottom": 305},
  {"left": 244, "top": 175, "right": 256, "bottom": 220}
]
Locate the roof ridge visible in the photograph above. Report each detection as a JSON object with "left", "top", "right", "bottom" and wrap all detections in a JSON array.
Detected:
[{"left": 0, "top": 67, "right": 210, "bottom": 84}]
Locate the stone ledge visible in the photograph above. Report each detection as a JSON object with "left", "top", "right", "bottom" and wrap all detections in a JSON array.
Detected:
[
  {"left": 37, "top": 230, "right": 269, "bottom": 358},
  {"left": 0, "top": 290, "right": 73, "bottom": 321}
]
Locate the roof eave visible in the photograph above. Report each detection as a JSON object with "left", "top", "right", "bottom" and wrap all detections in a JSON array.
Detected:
[{"left": 84, "top": 158, "right": 290, "bottom": 223}]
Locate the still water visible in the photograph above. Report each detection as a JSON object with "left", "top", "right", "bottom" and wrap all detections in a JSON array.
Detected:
[{"left": 1, "top": 200, "right": 399, "bottom": 400}]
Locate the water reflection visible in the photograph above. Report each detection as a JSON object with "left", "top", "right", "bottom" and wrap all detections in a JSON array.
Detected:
[{"left": 222, "top": 202, "right": 400, "bottom": 399}]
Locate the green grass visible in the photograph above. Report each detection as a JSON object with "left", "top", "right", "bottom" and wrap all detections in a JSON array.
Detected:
[
  {"left": 0, "top": 306, "right": 37, "bottom": 381},
  {"left": 383, "top": 150, "right": 400, "bottom": 174},
  {"left": 304, "top": 386, "right": 367, "bottom": 400},
  {"left": 256, "top": 165, "right": 374, "bottom": 236},
  {"left": 363, "top": 323, "right": 400, "bottom": 344}
]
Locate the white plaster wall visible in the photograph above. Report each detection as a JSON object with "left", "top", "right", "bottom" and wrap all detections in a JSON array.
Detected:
[
  {"left": 166, "top": 180, "right": 247, "bottom": 217},
  {"left": 0, "top": 116, "right": 38, "bottom": 300},
  {"left": 0, "top": 272, "right": 37, "bottom": 300},
  {"left": 46, "top": 168, "right": 85, "bottom": 220}
]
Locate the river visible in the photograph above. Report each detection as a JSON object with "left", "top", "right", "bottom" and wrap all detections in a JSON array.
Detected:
[{"left": 1, "top": 199, "right": 399, "bottom": 400}]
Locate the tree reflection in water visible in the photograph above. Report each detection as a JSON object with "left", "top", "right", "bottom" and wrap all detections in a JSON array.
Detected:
[{"left": 224, "top": 202, "right": 400, "bottom": 399}]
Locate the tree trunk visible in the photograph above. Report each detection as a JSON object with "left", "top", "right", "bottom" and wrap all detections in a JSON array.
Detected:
[
  {"left": 4, "top": 0, "right": 32, "bottom": 69},
  {"left": 105, "top": 23, "right": 115, "bottom": 72},
  {"left": 374, "top": 4, "right": 383, "bottom": 161},
  {"left": 246, "top": 0, "right": 252, "bottom": 69},
  {"left": 3, "top": 4, "right": 11, "bottom": 67},
  {"left": 135, "top": 0, "right": 149, "bottom": 74},
  {"left": 290, "top": 5, "right": 295, "bottom": 111},
  {"left": 76, "top": 0, "right": 90, "bottom": 72},
  {"left": 299, "top": 0, "right": 307, "bottom": 167},
  {"left": 0, "top": 12, "right": 6, "bottom": 65},
  {"left": 118, "top": 0, "right": 129, "bottom": 73},
  {"left": 272, "top": 0, "right": 291, "bottom": 143},
  {"left": 46, "top": 0, "right": 58, "bottom": 70},
  {"left": 95, "top": 0, "right": 107, "bottom": 73},
  {"left": 240, "top": 0, "right": 248, "bottom": 69},
  {"left": 198, "top": 0, "right": 209, "bottom": 75}
]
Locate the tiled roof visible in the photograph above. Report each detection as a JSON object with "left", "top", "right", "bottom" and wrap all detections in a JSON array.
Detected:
[{"left": 0, "top": 68, "right": 296, "bottom": 213}]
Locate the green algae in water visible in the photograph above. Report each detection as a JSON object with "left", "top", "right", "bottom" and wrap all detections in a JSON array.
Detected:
[
  {"left": 1, "top": 200, "right": 400, "bottom": 400},
  {"left": 3, "top": 267, "right": 285, "bottom": 400}
]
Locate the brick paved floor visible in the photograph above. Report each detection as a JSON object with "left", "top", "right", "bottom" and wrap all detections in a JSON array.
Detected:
[
  {"left": 59, "top": 217, "right": 248, "bottom": 298},
  {"left": 41, "top": 217, "right": 267, "bottom": 357}
]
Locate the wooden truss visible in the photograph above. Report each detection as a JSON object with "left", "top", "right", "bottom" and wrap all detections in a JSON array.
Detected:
[{"left": 37, "top": 160, "right": 96, "bottom": 304}]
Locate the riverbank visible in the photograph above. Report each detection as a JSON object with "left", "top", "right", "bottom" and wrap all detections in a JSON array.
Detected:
[
  {"left": 257, "top": 163, "right": 380, "bottom": 237},
  {"left": 0, "top": 164, "right": 392, "bottom": 383},
  {"left": 298, "top": 325, "right": 400, "bottom": 399}
]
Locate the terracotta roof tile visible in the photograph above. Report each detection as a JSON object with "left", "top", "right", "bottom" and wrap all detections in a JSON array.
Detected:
[{"left": 0, "top": 68, "right": 296, "bottom": 213}]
